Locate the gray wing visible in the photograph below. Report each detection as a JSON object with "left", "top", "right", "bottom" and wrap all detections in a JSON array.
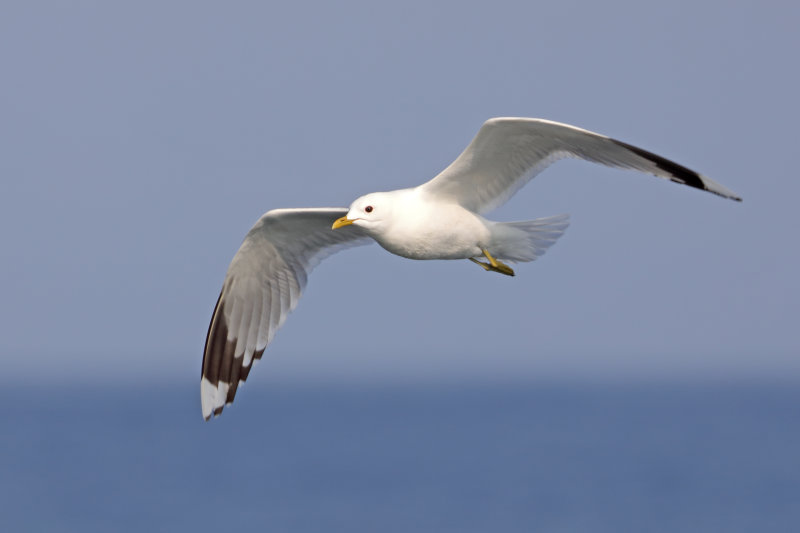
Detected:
[
  {"left": 201, "top": 208, "right": 371, "bottom": 420},
  {"left": 420, "top": 117, "right": 741, "bottom": 213}
]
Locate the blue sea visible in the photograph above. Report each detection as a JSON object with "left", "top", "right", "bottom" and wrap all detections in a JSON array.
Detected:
[{"left": 2, "top": 379, "right": 799, "bottom": 532}]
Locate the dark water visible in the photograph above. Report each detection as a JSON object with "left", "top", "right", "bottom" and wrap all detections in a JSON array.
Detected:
[{"left": 2, "top": 380, "right": 799, "bottom": 532}]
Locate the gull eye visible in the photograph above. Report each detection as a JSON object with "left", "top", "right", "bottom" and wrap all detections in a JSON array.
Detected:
[{"left": 364, "top": 205, "right": 373, "bottom": 213}]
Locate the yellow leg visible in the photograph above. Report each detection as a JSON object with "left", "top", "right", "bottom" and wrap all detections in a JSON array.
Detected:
[
  {"left": 469, "top": 250, "right": 515, "bottom": 276},
  {"left": 469, "top": 257, "right": 492, "bottom": 271}
]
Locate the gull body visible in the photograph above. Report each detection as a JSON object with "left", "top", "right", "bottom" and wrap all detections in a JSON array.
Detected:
[
  {"left": 342, "top": 188, "right": 492, "bottom": 260},
  {"left": 200, "top": 117, "right": 741, "bottom": 420}
]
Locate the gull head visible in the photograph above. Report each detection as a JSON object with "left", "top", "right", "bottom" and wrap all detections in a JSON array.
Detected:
[{"left": 332, "top": 191, "right": 394, "bottom": 234}]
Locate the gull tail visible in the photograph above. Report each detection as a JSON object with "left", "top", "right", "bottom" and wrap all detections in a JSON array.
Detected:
[{"left": 490, "top": 214, "right": 570, "bottom": 262}]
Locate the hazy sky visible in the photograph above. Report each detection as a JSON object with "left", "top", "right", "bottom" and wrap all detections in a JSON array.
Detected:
[{"left": 2, "top": 1, "right": 798, "bottom": 385}]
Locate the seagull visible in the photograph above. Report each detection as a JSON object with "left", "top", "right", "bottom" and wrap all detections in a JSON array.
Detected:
[{"left": 201, "top": 117, "right": 741, "bottom": 420}]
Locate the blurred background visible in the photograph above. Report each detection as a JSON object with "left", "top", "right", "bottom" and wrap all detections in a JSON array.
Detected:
[{"left": 1, "top": 1, "right": 798, "bottom": 531}]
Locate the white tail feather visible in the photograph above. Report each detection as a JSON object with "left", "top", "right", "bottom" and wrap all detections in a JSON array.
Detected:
[{"left": 489, "top": 214, "right": 570, "bottom": 262}]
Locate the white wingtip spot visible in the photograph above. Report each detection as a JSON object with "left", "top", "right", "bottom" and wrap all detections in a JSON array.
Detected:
[
  {"left": 700, "top": 174, "right": 743, "bottom": 202},
  {"left": 201, "top": 377, "right": 230, "bottom": 420},
  {"left": 201, "top": 377, "right": 216, "bottom": 420},
  {"left": 215, "top": 382, "right": 229, "bottom": 409}
]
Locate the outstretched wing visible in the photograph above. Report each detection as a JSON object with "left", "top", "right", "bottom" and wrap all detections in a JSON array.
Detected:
[
  {"left": 201, "top": 208, "right": 371, "bottom": 420},
  {"left": 420, "top": 117, "right": 741, "bottom": 213}
]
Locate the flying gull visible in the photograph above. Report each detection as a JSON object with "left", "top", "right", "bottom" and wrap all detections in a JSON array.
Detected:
[{"left": 201, "top": 117, "right": 741, "bottom": 420}]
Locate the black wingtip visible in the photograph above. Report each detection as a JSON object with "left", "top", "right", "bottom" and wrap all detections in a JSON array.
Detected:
[
  {"left": 611, "top": 139, "right": 707, "bottom": 192},
  {"left": 612, "top": 138, "right": 742, "bottom": 202}
]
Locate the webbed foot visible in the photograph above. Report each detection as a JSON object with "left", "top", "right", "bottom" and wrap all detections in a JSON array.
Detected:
[
  {"left": 489, "top": 261, "right": 515, "bottom": 276},
  {"left": 468, "top": 252, "right": 515, "bottom": 276}
]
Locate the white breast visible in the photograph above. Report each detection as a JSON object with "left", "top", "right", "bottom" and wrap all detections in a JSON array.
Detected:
[{"left": 373, "top": 190, "right": 490, "bottom": 260}]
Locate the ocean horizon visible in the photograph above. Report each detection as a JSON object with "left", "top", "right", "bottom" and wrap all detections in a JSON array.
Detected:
[{"left": 3, "top": 378, "right": 799, "bottom": 532}]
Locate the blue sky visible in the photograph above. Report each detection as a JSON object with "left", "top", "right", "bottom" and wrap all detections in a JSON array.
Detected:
[{"left": 2, "top": 1, "right": 798, "bottom": 385}]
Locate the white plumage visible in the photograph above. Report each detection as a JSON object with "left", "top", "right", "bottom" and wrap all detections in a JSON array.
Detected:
[{"left": 201, "top": 117, "right": 741, "bottom": 420}]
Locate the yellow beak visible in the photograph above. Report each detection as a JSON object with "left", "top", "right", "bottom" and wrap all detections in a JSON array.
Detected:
[{"left": 332, "top": 216, "right": 355, "bottom": 230}]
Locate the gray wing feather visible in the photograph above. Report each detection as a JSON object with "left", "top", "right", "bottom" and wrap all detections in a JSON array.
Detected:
[
  {"left": 201, "top": 208, "right": 371, "bottom": 420},
  {"left": 420, "top": 118, "right": 741, "bottom": 213}
]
